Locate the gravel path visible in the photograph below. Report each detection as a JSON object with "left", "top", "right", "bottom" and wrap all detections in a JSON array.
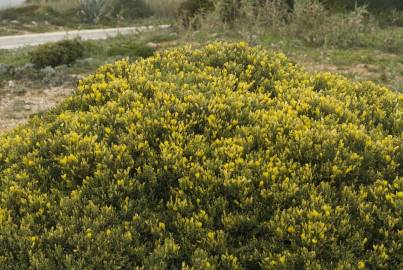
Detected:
[{"left": 0, "top": 25, "right": 170, "bottom": 49}]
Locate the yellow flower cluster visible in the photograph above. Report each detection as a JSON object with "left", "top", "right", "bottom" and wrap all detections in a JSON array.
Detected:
[{"left": 0, "top": 42, "right": 401, "bottom": 269}]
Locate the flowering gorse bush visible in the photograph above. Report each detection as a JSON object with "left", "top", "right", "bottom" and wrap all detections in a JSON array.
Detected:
[{"left": 0, "top": 42, "right": 402, "bottom": 269}]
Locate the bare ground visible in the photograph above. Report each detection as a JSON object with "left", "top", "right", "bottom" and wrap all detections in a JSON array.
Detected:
[{"left": 0, "top": 85, "right": 73, "bottom": 133}]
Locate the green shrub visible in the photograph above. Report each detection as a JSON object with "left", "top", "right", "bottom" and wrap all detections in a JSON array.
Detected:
[
  {"left": 30, "top": 39, "right": 84, "bottom": 68},
  {"left": 144, "top": 0, "right": 185, "bottom": 17},
  {"left": 0, "top": 42, "right": 402, "bottom": 269},
  {"left": 112, "top": 0, "right": 153, "bottom": 19}
]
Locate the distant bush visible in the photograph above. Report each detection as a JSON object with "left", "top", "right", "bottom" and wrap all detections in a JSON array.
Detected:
[
  {"left": 112, "top": 0, "right": 153, "bottom": 19},
  {"left": 378, "top": 9, "right": 403, "bottom": 27},
  {"left": 0, "top": 42, "right": 402, "bottom": 269},
  {"left": 30, "top": 39, "right": 84, "bottom": 68},
  {"left": 288, "top": 0, "right": 373, "bottom": 47},
  {"left": 145, "top": 0, "right": 185, "bottom": 17},
  {"left": 176, "top": 0, "right": 213, "bottom": 28}
]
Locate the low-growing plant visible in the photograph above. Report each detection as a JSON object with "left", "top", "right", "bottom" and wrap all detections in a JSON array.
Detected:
[
  {"left": 107, "top": 42, "right": 156, "bottom": 58},
  {"left": 0, "top": 42, "right": 401, "bottom": 269},
  {"left": 30, "top": 39, "right": 84, "bottom": 68},
  {"left": 147, "top": 32, "right": 178, "bottom": 43}
]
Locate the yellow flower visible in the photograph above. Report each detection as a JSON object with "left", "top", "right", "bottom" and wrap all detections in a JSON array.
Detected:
[
  {"left": 86, "top": 230, "right": 93, "bottom": 239},
  {"left": 158, "top": 222, "right": 166, "bottom": 231},
  {"left": 358, "top": 261, "right": 365, "bottom": 269}
]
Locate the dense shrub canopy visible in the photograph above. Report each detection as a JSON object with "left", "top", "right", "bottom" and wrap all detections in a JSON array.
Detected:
[
  {"left": 0, "top": 43, "right": 402, "bottom": 269},
  {"left": 30, "top": 39, "right": 84, "bottom": 68}
]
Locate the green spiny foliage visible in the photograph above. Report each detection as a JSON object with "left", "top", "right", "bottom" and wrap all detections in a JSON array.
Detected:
[
  {"left": 0, "top": 42, "right": 402, "bottom": 269},
  {"left": 79, "top": 0, "right": 110, "bottom": 23}
]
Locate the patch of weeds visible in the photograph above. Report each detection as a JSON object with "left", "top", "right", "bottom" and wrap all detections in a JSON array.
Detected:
[
  {"left": 0, "top": 5, "right": 81, "bottom": 28},
  {"left": 6, "top": 99, "right": 30, "bottom": 119},
  {"left": 84, "top": 34, "right": 157, "bottom": 59},
  {"left": 107, "top": 42, "right": 155, "bottom": 58},
  {"left": 0, "top": 48, "right": 31, "bottom": 66},
  {"left": 184, "top": 31, "right": 215, "bottom": 43},
  {"left": 69, "top": 57, "right": 105, "bottom": 74},
  {"left": 259, "top": 34, "right": 304, "bottom": 49},
  {"left": 146, "top": 33, "right": 178, "bottom": 43}
]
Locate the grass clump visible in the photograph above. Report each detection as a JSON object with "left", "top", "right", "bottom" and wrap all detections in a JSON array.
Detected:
[
  {"left": 0, "top": 42, "right": 402, "bottom": 269},
  {"left": 106, "top": 42, "right": 156, "bottom": 58},
  {"left": 30, "top": 39, "right": 84, "bottom": 68}
]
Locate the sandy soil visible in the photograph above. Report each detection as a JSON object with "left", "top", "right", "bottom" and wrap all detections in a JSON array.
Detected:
[{"left": 0, "top": 85, "right": 73, "bottom": 133}]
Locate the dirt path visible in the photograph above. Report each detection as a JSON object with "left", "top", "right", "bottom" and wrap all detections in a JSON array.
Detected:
[
  {"left": 0, "top": 85, "right": 73, "bottom": 133},
  {"left": 0, "top": 25, "right": 170, "bottom": 49}
]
